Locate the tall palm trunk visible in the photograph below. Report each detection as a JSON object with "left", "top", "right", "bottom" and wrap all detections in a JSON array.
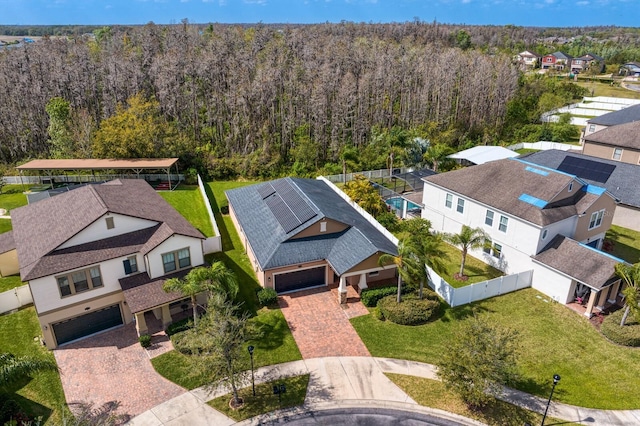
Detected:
[
  {"left": 460, "top": 249, "right": 467, "bottom": 276},
  {"left": 397, "top": 275, "right": 403, "bottom": 303},
  {"left": 620, "top": 305, "right": 630, "bottom": 326}
]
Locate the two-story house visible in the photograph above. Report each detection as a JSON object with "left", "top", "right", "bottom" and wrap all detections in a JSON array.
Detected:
[
  {"left": 421, "top": 158, "right": 621, "bottom": 317},
  {"left": 580, "top": 103, "right": 640, "bottom": 143},
  {"left": 515, "top": 50, "right": 541, "bottom": 70},
  {"left": 226, "top": 177, "right": 398, "bottom": 304},
  {"left": 541, "top": 52, "right": 572, "bottom": 71},
  {"left": 11, "top": 179, "right": 205, "bottom": 348},
  {"left": 571, "top": 53, "right": 605, "bottom": 74},
  {"left": 582, "top": 121, "right": 640, "bottom": 165}
]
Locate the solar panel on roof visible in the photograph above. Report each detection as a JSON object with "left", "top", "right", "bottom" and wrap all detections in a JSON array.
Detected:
[
  {"left": 263, "top": 180, "right": 317, "bottom": 233},
  {"left": 558, "top": 156, "right": 616, "bottom": 184},
  {"left": 265, "top": 194, "right": 300, "bottom": 233},
  {"left": 257, "top": 183, "right": 275, "bottom": 199}
]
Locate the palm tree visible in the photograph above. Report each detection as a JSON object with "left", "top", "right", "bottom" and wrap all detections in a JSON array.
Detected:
[
  {"left": 378, "top": 237, "right": 424, "bottom": 303},
  {"left": 423, "top": 143, "right": 454, "bottom": 172},
  {"left": 0, "top": 352, "right": 58, "bottom": 388},
  {"left": 163, "top": 261, "right": 238, "bottom": 326},
  {"left": 443, "top": 225, "right": 488, "bottom": 278},
  {"left": 414, "top": 233, "right": 449, "bottom": 299},
  {"left": 615, "top": 262, "right": 640, "bottom": 326}
]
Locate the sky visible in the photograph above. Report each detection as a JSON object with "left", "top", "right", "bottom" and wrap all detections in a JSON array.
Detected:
[{"left": 1, "top": 0, "right": 639, "bottom": 27}]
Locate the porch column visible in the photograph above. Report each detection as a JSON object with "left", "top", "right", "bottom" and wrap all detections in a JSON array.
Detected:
[
  {"left": 135, "top": 312, "right": 148, "bottom": 336},
  {"left": 584, "top": 289, "right": 598, "bottom": 318},
  {"left": 338, "top": 275, "right": 347, "bottom": 305},
  {"left": 596, "top": 289, "right": 609, "bottom": 310},
  {"left": 608, "top": 280, "right": 621, "bottom": 304},
  {"left": 161, "top": 304, "right": 172, "bottom": 328},
  {"left": 357, "top": 273, "right": 368, "bottom": 291}
]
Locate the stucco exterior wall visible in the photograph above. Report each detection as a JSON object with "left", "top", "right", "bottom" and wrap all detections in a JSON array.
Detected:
[
  {"left": 531, "top": 263, "right": 575, "bottom": 303},
  {"left": 145, "top": 234, "right": 205, "bottom": 279},
  {"left": 290, "top": 218, "right": 348, "bottom": 239},
  {"left": 59, "top": 213, "right": 157, "bottom": 249},
  {"left": 227, "top": 203, "right": 265, "bottom": 287},
  {"left": 573, "top": 194, "right": 616, "bottom": 243},
  {"left": 582, "top": 142, "right": 640, "bottom": 165},
  {"left": 0, "top": 249, "right": 19, "bottom": 277}
]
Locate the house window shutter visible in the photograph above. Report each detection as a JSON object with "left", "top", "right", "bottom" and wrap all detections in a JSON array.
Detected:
[{"left": 123, "top": 259, "right": 132, "bottom": 275}]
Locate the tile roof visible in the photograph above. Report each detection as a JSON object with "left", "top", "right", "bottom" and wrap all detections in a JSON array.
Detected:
[
  {"left": 120, "top": 268, "right": 192, "bottom": 314},
  {"left": 0, "top": 231, "right": 15, "bottom": 255},
  {"left": 422, "top": 158, "right": 597, "bottom": 226},
  {"left": 12, "top": 179, "right": 204, "bottom": 281},
  {"left": 588, "top": 104, "right": 640, "bottom": 126},
  {"left": 521, "top": 149, "right": 640, "bottom": 209},
  {"left": 584, "top": 121, "right": 640, "bottom": 150},
  {"left": 225, "top": 178, "right": 397, "bottom": 275},
  {"left": 533, "top": 235, "right": 623, "bottom": 290}
]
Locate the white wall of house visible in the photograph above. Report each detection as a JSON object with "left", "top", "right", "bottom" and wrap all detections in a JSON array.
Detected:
[
  {"left": 29, "top": 255, "right": 140, "bottom": 314},
  {"left": 531, "top": 262, "right": 575, "bottom": 303},
  {"left": 534, "top": 217, "right": 577, "bottom": 254},
  {"left": 59, "top": 213, "right": 158, "bottom": 249},
  {"left": 145, "top": 234, "right": 205, "bottom": 279}
]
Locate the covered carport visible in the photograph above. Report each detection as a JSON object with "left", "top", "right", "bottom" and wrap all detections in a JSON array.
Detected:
[{"left": 16, "top": 158, "right": 181, "bottom": 191}]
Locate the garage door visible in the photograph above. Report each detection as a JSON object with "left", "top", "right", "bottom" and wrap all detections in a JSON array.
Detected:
[
  {"left": 52, "top": 304, "right": 123, "bottom": 346},
  {"left": 274, "top": 266, "right": 326, "bottom": 293}
]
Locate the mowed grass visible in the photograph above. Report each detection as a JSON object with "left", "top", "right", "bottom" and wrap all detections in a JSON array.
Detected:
[
  {"left": 152, "top": 180, "right": 302, "bottom": 389},
  {"left": 439, "top": 243, "right": 503, "bottom": 288},
  {"left": 0, "top": 185, "right": 30, "bottom": 212},
  {"left": 351, "top": 288, "right": 640, "bottom": 409},
  {"left": 0, "top": 307, "right": 67, "bottom": 425},
  {"left": 160, "top": 185, "right": 214, "bottom": 237},
  {"left": 606, "top": 225, "right": 640, "bottom": 264},
  {"left": 0, "top": 218, "right": 12, "bottom": 233},
  {"left": 0, "top": 274, "right": 24, "bottom": 292},
  {"left": 576, "top": 80, "right": 640, "bottom": 99},
  {"left": 387, "top": 374, "right": 579, "bottom": 426}
]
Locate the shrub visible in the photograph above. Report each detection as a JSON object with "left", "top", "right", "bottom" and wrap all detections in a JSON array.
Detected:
[
  {"left": 601, "top": 309, "right": 640, "bottom": 347},
  {"left": 166, "top": 318, "right": 193, "bottom": 336},
  {"left": 220, "top": 205, "right": 230, "bottom": 215},
  {"left": 139, "top": 334, "right": 152, "bottom": 348},
  {"left": 376, "top": 294, "right": 440, "bottom": 325},
  {"left": 257, "top": 287, "right": 279, "bottom": 306},
  {"left": 361, "top": 285, "right": 407, "bottom": 307},
  {"left": 373, "top": 306, "right": 385, "bottom": 321},
  {"left": 171, "top": 329, "right": 200, "bottom": 355}
]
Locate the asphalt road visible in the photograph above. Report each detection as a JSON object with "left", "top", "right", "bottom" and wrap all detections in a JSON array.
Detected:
[{"left": 270, "top": 407, "right": 475, "bottom": 425}]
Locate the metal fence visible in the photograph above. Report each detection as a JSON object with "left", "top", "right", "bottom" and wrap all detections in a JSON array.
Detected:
[
  {"left": 0, "top": 285, "right": 33, "bottom": 315},
  {"left": 427, "top": 267, "right": 533, "bottom": 308}
]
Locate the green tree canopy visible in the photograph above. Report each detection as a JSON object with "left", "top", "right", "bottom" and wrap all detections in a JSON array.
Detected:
[
  {"left": 343, "top": 174, "right": 388, "bottom": 218},
  {"left": 45, "top": 97, "right": 75, "bottom": 159},
  {"left": 615, "top": 262, "right": 640, "bottom": 326},
  {"left": 443, "top": 225, "right": 488, "bottom": 277}
]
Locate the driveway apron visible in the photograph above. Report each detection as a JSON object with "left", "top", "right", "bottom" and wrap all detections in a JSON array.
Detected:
[
  {"left": 278, "top": 286, "right": 371, "bottom": 359},
  {"left": 54, "top": 322, "right": 185, "bottom": 420}
]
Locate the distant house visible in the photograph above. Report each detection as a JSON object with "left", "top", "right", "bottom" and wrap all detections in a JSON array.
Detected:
[
  {"left": 515, "top": 50, "right": 541, "bottom": 70},
  {"left": 421, "top": 158, "right": 620, "bottom": 317},
  {"left": 226, "top": 177, "right": 398, "bottom": 303},
  {"left": 581, "top": 103, "right": 640, "bottom": 142},
  {"left": 619, "top": 62, "right": 640, "bottom": 77},
  {"left": 582, "top": 121, "right": 640, "bottom": 166},
  {"left": 11, "top": 179, "right": 206, "bottom": 349},
  {"left": 541, "top": 52, "right": 572, "bottom": 70},
  {"left": 523, "top": 149, "right": 640, "bottom": 231},
  {"left": 571, "top": 53, "right": 605, "bottom": 74}
]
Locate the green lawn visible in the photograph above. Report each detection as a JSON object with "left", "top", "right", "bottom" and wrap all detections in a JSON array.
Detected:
[
  {"left": 0, "top": 307, "right": 67, "bottom": 425},
  {"left": 208, "top": 374, "right": 309, "bottom": 421},
  {"left": 387, "top": 374, "right": 578, "bottom": 426},
  {"left": 0, "top": 274, "right": 24, "bottom": 292},
  {"left": 0, "top": 218, "right": 12, "bottom": 233},
  {"left": 351, "top": 288, "right": 640, "bottom": 409},
  {"left": 0, "top": 185, "right": 30, "bottom": 213},
  {"left": 160, "top": 185, "right": 214, "bottom": 237},
  {"left": 152, "top": 180, "right": 302, "bottom": 389},
  {"left": 576, "top": 81, "right": 640, "bottom": 100},
  {"left": 440, "top": 243, "right": 503, "bottom": 288},
  {"left": 606, "top": 225, "right": 640, "bottom": 264}
]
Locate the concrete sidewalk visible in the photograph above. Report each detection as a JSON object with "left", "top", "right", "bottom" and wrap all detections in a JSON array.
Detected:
[{"left": 127, "top": 357, "right": 640, "bottom": 425}]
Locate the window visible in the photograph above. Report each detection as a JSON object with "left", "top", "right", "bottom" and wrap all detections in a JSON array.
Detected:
[
  {"left": 568, "top": 182, "right": 573, "bottom": 192},
  {"left": 445, "top": 193, "right": 453, "bottom": 208},
  {"left": 485, "top": 210, "right": 494, "bottom": 226},
  {"left": 588, "top": 124, "right": 595, "bottom": 132},
  {"left": 492, "top": 243, "right": 502, "bottom": 258},
  {"left": 483, "top": 239, "right": 492, "bottom": 254},
  {"left": 613, "top": 148, "right": 623, "bottom": 161},
  {"left": 456, "top": 198, "right": 465, "bottom": 214},
  {"left": 105, "top": 217, "right": 115, "bottom": 229},
  {"left": 542, "top": 229, "right": 548, "bottom": 240},
  {"left": 123, "top": 256, "right": 138, "bottom": 275},
  {"left": 320, "top": 222, "right": 327, "bottom": 232},
  {"left": 499, "top": 216, "right": 509, "bottom": 233},
  {"left": 589, "top": 210, "right": 605, "bottom": 230},
  {"left": 56, "top": 267, "right": 103, "bottom": 298},
  {"left": 162, "top": 248, "right": 191, "bottom": 274}
]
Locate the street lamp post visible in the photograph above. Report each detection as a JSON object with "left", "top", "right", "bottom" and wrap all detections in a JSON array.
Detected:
[
  {"left": 541, "top": 374, "right": 561, "bottom": 426},
  {"left": 248, "top": 345, "right": 255, "bottom": 396}
]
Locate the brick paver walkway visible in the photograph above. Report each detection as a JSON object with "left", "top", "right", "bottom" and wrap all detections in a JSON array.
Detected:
[
  {"left": 278, "top": 286, "right": 371, "bottom": 359},
  {"left": 54, "top": 323, "right": 185, "bottom": 421}
]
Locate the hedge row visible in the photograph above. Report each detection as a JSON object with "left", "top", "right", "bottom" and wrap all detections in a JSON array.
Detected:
[
  {"left": 361, "top": 285, "right": 405, "bottom": 307},
  {"left": 377, "top": 294, "right": 441, "bottom": 325},
  {"left": 601, "top": 309, "right": 640, "bottom": 347}
]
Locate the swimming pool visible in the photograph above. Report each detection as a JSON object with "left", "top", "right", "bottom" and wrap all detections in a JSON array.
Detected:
[{"left": 386, "top": 197, "right": 420, "bottom": 211}]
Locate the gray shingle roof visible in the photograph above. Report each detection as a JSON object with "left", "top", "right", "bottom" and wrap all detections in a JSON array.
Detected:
[
  {"left": 119, "top": 268, "right": 191, "bottom": 314},
  {"left": 533, "top": 235, "right": 622, "bottom": 290},
  {"left": 0, "top": 231, "right": 15, "bottom": 255},
  {"left": 522, "top": 149, "right": 640, "bottom": 209},
  {"left": 584, "top": 120, "right": 640, "bottom": 150},
  {"left": 588, "top": 104, "right": 640, "bottom": 126},
  {"left": 12, "top": 179, "right": 204, "bottom": 281},
  {"left": 422, "top": 158, "right": 600, "bottom": 226},
  {"left": 225, "top": 178, "right": 397, "bottom": 275}
]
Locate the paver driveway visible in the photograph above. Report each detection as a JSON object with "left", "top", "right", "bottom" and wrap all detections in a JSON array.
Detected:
[
  {"left": 278, "top": 286, "right": 370, "bottom": 359},
  {"left": 54, "top": 322, "right": 185, "bottom": 420}
]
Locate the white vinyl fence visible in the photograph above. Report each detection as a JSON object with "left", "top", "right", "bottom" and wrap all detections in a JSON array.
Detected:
[
  {"left": 507, "top": 141, "right": 582, "bottom": 152},
  {"left": 197, "top": 175, "right": 222, "bottom": 254},
  {"left": 427, "top": 267, "right": 533, "bottom": 308},
  {"left": 0, "top": 285, "right": 33, "bottom": 315}
]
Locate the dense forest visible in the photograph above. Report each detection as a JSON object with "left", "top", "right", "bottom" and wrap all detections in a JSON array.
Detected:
[{"left": 0, "top": 22, "right": 636, "bottom": 178}]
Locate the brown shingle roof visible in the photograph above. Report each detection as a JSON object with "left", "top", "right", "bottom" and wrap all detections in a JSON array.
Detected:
[
  {"left": 584, "top": 121, "right": 640, "bottom": 150},
  {"left": 533, "top": 235, "right": 622, "bottom": 290},
  {"left": 120, "top": 268, "right": 192, "bottom": 314},
  {"left": 12, "top": 179, "right": 204, "bottom": 280},
  {"left": 423, "top": 159, "right": 584, "bottom": 226},
  {"left": 0, "top": 231, "right": 15, "bottom": 255}
]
